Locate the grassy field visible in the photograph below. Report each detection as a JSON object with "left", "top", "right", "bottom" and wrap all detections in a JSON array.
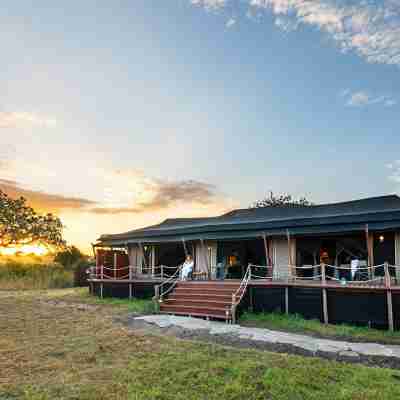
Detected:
[
  {"left": 240, "top": 312, "right": 400, "bottom": 345},
  {"left": 1, "top": 289, "right": 400, "bottom": 399},
  {"left": 0, "top": 256, "right": 73, "bottom": 290}
]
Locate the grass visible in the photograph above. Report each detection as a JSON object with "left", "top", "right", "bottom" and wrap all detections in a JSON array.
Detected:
[
  {"left": 58, "top": 287, "right": 157, "bottom": 314},
  {"left": 0, "top": 258, "right": 73, "bottom": 290},
  {"left": 1, "top": 288, "right": 400, "bottom": 399},
  {"left": 240, "top": 311, "right": 400, "bottom": 345}
]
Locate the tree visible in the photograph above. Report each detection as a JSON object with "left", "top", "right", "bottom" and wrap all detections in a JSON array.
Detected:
[
  {"left": 250, "top": 191, "right": 313, "bottom": 208},
  {"left": 0, "top": 189, "right": 65, "bottom": 249},
  {"left": 54, "top": 246, "right": 85, "bottom": 268}
]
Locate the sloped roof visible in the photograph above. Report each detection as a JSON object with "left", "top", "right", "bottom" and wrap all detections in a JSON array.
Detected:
[{"left": 98, "top": 195, "right": 400, "bottom": 244}]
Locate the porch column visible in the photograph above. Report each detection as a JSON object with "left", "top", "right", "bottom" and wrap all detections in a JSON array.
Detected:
[
  {"left": 200, "top": 239, "right": 210, "bottom": 279},
  {"left": 181, "top": 238, "right": 188, "bottom": 257},
  {"left": 286, "top": 230, "right": 295, "bottom": 279},
  {"left": 151, "top": 246, "right": 156, "bottom": 277},
  {"left": 138, "top": 242, "right": 146, "bottom": 275},
  {"left": 395, "top": 232, "right": 400, "bottom": 280},
  {"left": 113, "top": 251, "right": 117, "bottom": 279},
  {"left": 262, "top": 233, "right": 271, "bottom": 277},
  {"left": 365, "top": 225, "right": 374, "bottom": 277}
]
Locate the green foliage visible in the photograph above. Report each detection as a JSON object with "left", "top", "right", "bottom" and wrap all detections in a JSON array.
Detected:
[
  {"left": 54, "top": 246, "right": 85, "bottom": 268},
  {"left": 240, "top": 311, "right": 400, "bottom": 345},
  {"left": 0, "top": 260, "right": 73, "bottom": 290},
  {"left": 250, "top": 191, "right": 313, "bottom": 208},
  {"left": 73, "top": 258, "right": 92, "bottom": 287},
  {"left": 90, "top": 296, "right": 156, "bottom": 314},
  {"left": 0, "top": 189, "right": 65, "bottom": 248}
]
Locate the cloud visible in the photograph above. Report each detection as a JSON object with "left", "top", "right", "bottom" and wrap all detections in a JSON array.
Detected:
[
  {"left": 253, "top": 0, "right": 400, "bottom": 66},
  {"left": 226, "top": 17, "right": 236, "bottom": 28},
  {"left": 0, "top": 112, "right": 57, "bottom": 129},
  {"left": 191, "top": 0, "right": 227, "bottom": 10},
  {"left": 0, "top": 179, "right": 96, "bottom": 213},
  {"left": 0, "top": 157, "right": 233, "bottom": 216},
  {"left": 387, "top": 160, "right": 400, "bottom": 185},
  {"left": 341, "top": 89, "right": 397, "bottom": 107},
  {"left": 191, "top": 0, "right": 400, "bottom": 67},
  {"left": 90, "top": 180, "right": 221, "bottom": 214}
]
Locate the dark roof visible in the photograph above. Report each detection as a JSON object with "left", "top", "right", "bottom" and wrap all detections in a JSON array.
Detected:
[{"left": 98, "top": 195, "right": 400, "bottom": 244}]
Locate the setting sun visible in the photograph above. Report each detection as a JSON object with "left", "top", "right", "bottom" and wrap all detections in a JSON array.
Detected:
[{"left": 0, "top": 244, "right": 50, "bottom": 257}]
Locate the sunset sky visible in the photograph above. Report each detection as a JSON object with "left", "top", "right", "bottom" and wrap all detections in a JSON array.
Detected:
[{"left": 1, "top": 0, "right": 400, "bottom": 252}]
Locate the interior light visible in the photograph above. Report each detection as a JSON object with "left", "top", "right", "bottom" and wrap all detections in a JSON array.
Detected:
[{"left": 379, "top": 235, "right": 385, "bottom": 243}]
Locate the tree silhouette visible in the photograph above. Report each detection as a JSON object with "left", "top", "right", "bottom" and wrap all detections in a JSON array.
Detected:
[
  {"left": 0, "top": 189, "right": 65, "bottom": 249},
  {"left": 250, "top": 191, "right": 313, "bottom": 208}
]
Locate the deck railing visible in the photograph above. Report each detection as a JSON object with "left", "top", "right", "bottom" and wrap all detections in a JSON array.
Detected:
[
  {"left": 230, "top": 265, "right": 252, "bottom": 324},
  {"left": 88, "top": 264, "right": 179, "bottom": 280},
  {"left": 88, "top": 263, "right": 400, "bottom": 286},
  {"left": 246, "top": 263, "right": 400, "bottom": 286}
]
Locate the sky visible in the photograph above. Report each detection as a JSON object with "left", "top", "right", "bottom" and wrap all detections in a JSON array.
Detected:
[{"left": 1, "top": 0, "right": 400, "bottom": 252}]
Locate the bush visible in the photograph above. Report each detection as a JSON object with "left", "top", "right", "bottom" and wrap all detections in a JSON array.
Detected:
[
  {"left": 73, "top": 259, "right": 93, "bottom": 287},
  {"left": 54, "top": 246, "right": 85, "bottom": 269},
  {"left": 0, "top": 260, "right": 73, "bottom": 290}
]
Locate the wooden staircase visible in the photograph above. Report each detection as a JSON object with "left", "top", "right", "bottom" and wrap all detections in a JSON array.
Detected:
[{"left": 159, "top": 280, "right": 241, "bottom": 321}]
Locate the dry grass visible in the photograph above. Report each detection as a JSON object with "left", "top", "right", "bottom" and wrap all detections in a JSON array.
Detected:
[
  {"left": 1, "top": 289, "right": 400, "bottom": 400},
  {"left": 0, "top": 257, "right": 73, "bottom": 290}
]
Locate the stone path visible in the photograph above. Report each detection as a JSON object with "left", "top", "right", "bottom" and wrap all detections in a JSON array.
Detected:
[{"left": 134, "top": 315, "right": 400, "bottom": 367}]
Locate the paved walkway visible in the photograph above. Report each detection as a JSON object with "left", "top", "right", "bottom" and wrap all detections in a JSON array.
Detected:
[{"left": 135, "top": 315, "right": 400, "bottom": 362}]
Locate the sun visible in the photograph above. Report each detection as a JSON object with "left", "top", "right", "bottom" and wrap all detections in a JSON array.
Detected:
[{"left": 0, "top": 244, "right": 50, "bottom": 256}]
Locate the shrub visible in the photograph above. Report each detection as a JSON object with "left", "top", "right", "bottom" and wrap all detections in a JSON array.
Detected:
[
  {"left": 0, "top": 259, "right": 73, "bottom": 290},
  {"left": 54, "top": 246, "right": 85, "bottom": 269},
  {"left": 73, "top": 259, "right": 93, "bottom": 287}
]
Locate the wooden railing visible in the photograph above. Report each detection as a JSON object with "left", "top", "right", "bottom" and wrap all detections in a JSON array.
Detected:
[
  {"left": 230, "top": 264, "right": 252, "bottom": 324},
  {"left": 88, "top": 264, "right": 178, "bottom": 280}
]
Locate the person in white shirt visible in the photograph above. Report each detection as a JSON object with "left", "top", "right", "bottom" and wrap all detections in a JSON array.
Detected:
[
  {"left": 351, "top": 258, "right": 359, "bottom": 280},
  {"left": 181, "top": 255, "right": 194, "bottom": 281}
]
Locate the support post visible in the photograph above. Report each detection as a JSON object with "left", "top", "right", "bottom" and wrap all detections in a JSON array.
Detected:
[
  {"left": 113, "top": 251, "right": 117, "bottom": 279},
  {"left": 366, "top": 224, "right": 375, "bottom": 279},
  {"left": 231, "top": 293, "right": 237, "bottom": 324},
  {"left": 286, "top": 229, "right": 295, "bottom": 280},
  {"left": 285, "top": 287, "right": 289, "bottom": 315},
  {"left": 385, "top": 262, "right": 394, "bottom": 331},
  {"left": 153, "top": 285, "right": 160, "bottom": 312},
  {"left": 129, "top": 265, "right": 133, "bottom": 299},
  {"left": 321, "top": 263, "right": 328, "bottom": 325},
  {"left": 100, "top": 264, "right": 104, "bottom": 298},
  {"left": 161, "top": 265, "right": 164, "bottom": 279},
  {"left": 138, "top": 242, "right": 146, "bottom": 274},
  {"left": 262, "top": 233, "right": 270, "bottom": 278},
  {"left": 182, "top": 237, "right": 188, "bottom": 257},
  {"left": 200, "top": 239, "right": 210, "bottom": 279}
]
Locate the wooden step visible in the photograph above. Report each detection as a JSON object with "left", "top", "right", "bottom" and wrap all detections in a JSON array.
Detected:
[
  {"left": 160, "top": 304, "right": 228, "bottom": 317},
  {"left": 163, "top": 298, "right": 231, "bottom": 308},
  {"left": 176, "top": 282, "right": 240, "bottom": 289},
  {"left": 161, "top": 310, "right": 229, "bottom": 320},
  {"left": 174, "top": 288, "right": 237, "bottom": 296},
  {"left": 168, "top": 293, "right": 233, "bottom": 302}
]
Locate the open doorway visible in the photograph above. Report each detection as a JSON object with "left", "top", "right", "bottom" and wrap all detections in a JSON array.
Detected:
[{"left": 217, "top": 239, "right": 266, "bottom": 279}]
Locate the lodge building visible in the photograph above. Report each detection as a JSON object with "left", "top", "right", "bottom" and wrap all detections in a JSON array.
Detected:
[{"left": 90, "top": 195, "right": 400, "bottom": 330}]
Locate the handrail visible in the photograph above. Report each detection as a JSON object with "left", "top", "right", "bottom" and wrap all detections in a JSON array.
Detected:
[
  {"left": 154, "top": 264, "right": 183, "bottom": 304},
  {"left": 230, "top": 264, "right": 252, "bottom": 324}
]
